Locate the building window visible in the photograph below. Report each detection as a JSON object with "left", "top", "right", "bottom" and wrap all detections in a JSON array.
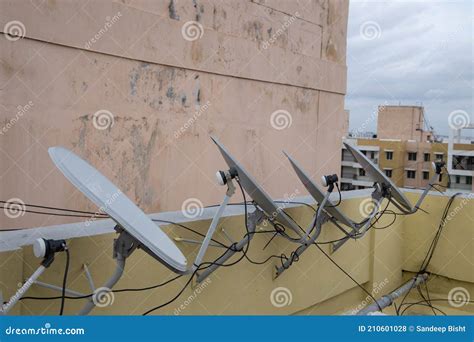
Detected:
[
  {"left": 435, "top": 154, "right": 444, "bottom": 161},
  {"left": 359, "top": 168, "right": 366, "bottom": 176},
  {"left": 467, "top": 176, "right": 472, "bottom": 185},
  {"left": 385, "top": 169, "right": 392, "bottom": 178},
  {"left": 370, "top": 151, "right": 375, "bottom": 159},
  {"left": 362, "top": 150, "right": 367, "bottom": 156},
  {"left": 455, "top": 176, "right": 461, "bottom": 184},
  {"left": 423, "top": 171, "right": 429, "bottom": 180},
  {"left": 386, "top": 151, "right": 393, "bottom": 160},
  {"left": 424, "top": 153, "right": 430, "bottom": 162},
  {"left": 408, "top": 152, "right": 417, "bottom": 161},
  {"left": 407, "top": 170, "right": 416, "bottom": 179}
]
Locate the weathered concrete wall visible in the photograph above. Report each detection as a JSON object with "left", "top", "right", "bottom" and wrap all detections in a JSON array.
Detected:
[{"left": 0, "top": 0, "right": 348, "bottom": 231}]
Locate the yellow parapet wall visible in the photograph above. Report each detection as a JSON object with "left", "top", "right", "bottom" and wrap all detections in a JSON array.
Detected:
[{"left": 0, "top": 190, "right": 472, "bottom": 315}]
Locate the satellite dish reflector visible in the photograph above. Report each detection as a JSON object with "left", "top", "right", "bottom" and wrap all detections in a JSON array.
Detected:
[
  {"left": 283, "top": 151, "right": 355, "bottom": 228},
  {"left": 48, "top": 147, "right": 187, "bottom": 274},
  {"left": 211, "top": 137, "right": 304, "bottom": 239},
  {"left": 343, "top": 142, "right": 413, "bottom": 212}
]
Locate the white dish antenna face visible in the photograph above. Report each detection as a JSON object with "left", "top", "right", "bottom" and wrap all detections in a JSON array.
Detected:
[
  {"left": 211, "top": 137, "right": 304, "bottom": 238},
  {"left": 283, "top": 152, "right": 354, "bottom": 228},
  {"left": 343, "top": 142, "right": 413, "bottom": 212},
  {"left": 48, "top": 147, "right": 188, "bottom": 273}
]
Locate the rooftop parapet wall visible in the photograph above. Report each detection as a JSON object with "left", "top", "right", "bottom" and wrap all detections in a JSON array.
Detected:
[{"left": 0, "top": 190, "right": 472, "bottom": 315}]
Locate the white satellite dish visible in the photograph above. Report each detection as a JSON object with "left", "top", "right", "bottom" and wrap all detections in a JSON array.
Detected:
[
  {"left": 283, "top": 151, "right": 355, "bottom": 229},
  {"left": 49, "top": 147, "right": 188, "bottom": 274},
  {"left": 343, "top": 142, "right": 414, "bottom": 212},
  {"left": 211, "top": 136, "right": 305, "bottom": 240}
]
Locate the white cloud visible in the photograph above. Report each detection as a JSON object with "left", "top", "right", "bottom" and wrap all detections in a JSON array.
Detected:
[{"left": 346, "top": 0, "right": 473, "bottom": 137}]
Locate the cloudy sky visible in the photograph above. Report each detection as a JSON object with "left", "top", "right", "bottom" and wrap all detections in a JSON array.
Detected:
[{"left": 346, "top": 0, "right": 473, "bottom": 137}]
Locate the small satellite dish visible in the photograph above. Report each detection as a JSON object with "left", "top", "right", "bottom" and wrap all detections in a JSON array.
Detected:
[
  {"left": 48, "top": 147, "right": 188, "bottom": 274},
  {"left": 211, "top": 137, "right": 304, "bottom": 239},
  {"left": 343, "top": 142, "right": 414, "bottom": 212},
  {"left": 283, "top": 151, "right": 355, "bottom": 228}
]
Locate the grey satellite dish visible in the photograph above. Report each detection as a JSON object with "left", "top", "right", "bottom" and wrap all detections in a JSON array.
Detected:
[
  {"left": 283, "top": 151, "right": 355, "bottom": 229},
  {"left": 211, "top": 136, "right": 304, "bottom": 239},
  {"left": 343, "top": 142, "right": 414, "bottom": 212},
  {"left": 49, "top": 147, "right": 188, "bottom": 274}
]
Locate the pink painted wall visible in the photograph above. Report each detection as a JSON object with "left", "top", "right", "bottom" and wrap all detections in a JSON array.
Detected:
[{"left": 0, "top": 0, "right": 349, "bottom": 230}]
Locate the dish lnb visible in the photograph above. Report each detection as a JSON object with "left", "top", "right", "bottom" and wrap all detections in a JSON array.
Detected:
[
  {"left": 321, "top": 174, "right": 338, "bottom": 188},
  {"left": 215, "top": 167, "right": 238, "bottom": 186},
  {"left": 33, "top": 238, "right": 67, "bottom": 267},
  {"left": 432, "top": 161, "right": 446, "bottom": 174}
]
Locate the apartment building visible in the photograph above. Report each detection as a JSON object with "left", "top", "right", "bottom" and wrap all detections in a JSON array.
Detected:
[
  {"left": 447, "top": 124, "right": 474, "bottom": 191},
  {"left": 342, "top": 105, "right": 473, "bottom": 191},
  {"left": 341, "top": 138, "right": 451, "bottom": 190}
]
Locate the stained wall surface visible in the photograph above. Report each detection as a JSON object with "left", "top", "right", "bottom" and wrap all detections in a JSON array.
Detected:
[{"left": 0, "top": 0, "right": 349, "bottom": 232}]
